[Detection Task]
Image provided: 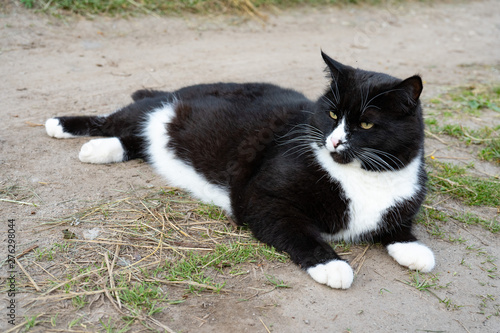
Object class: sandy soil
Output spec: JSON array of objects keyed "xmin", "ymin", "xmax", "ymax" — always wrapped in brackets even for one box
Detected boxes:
[{"xmin": 1, "ymin": 0, "xmax": 500, "ymax": 332}]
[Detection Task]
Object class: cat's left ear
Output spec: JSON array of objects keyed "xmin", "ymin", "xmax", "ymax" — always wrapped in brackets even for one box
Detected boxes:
[
  {"xmin": 396, "ymin": 75, "xmax": 423, "ymax": 103},
  {"xmin": 321, "ymin": 51, "xmax": 347, "ymax": 79}
]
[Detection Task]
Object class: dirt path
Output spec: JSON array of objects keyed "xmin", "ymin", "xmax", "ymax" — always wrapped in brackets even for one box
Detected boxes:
[{"xmin": 1, "ymin": 1, "xmax": 500, "ymax": 332}]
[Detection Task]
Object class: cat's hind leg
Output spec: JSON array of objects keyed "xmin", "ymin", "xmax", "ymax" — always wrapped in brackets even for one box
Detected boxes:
[
  {"xmin": 78, "ymin": 135, "xmax": 147, "ymax": 164},
  {"xmin": 78, "ymin": 138, "xmax": 125, "ymax": 164}
]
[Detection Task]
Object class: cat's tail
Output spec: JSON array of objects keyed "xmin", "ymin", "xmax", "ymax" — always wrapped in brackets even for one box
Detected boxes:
[
  {"xmin": 131, "ymin": 89, "xmax": 171, "ymax": 102},
  {"xmin": 46, "ymin": 90, "xmax": 173, "ymax": 139}
]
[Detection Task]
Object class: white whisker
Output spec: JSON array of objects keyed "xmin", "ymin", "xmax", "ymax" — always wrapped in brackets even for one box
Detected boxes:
[{"xmin": 361, "ymin": 88, "xmax": 404, "ymax": 114}]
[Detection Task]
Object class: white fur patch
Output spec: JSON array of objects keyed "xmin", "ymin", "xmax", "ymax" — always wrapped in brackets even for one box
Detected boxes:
[
  {"xmin": 326, "ymin": 118, "xmax": 347, "ymax": 152},
  {"xmin": 314, "ymin": 145, "xmax": 422, "ymax": 242},
  {"xmin": 307, "ymin": 260, "xmax": 354, "ymax": 289},
  {"xmin": 143, "ymin": 104, "xmax": 232, "ymax": 214},
  {"xmin": 45, "ymin": 118, "xmax": 76, "ymax": 139},
  {"xmin": 386, "ymin": 241, "xmax": 435, "ymax": 272},
  {"xmin": 79, "ymin": 137, "xmax": 125, "ymax": 164}
]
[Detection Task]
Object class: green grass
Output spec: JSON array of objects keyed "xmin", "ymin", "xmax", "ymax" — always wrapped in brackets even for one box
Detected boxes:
[
  {"xmin": 447, "ymin": 85, "xmax": 500, "ymax": 115},
  {"xmin": 196, "ymin": 203, "xmax": 226, "ymax": 220},
  {"xmin": 478, "ymin": 294, "xmax": 500, "ymax": 318},
  {"xmin": 427, "ymin": 161, "xmax": 500, "ymax": 207},
  {"xmin": 419, "ymin": 158, "xmax": 500, "ymax": 236},
  {"xmin": 100, "ymin": 318, "xmax": 133, "ymax": 333},
  {"xmin": 71, "ymin": 295, "xmax": 87, "ymax": 309},
  {"xmin": 438, "ymin": 124, "xmax": 500, "ymax": 164},
  {"xmin": 18, "ymin": 0, "xmax": 407, "ymax": 17},
  {"xmin": 479, "ymin": 136, "xmax": 500, "ymax": 163},
  {"xmin": 34, "ymin": 242, "xmax": 72, "ymax": 261},
  {"xmin": 68, "ymin": 316, "xmax": 83, "ymax": 329},
  {"xmin": 119, "ymin": 282, "xmax": 183, "ymax": 317},
  {"xmin": 403, "ymin": 271, "xmax": 437, "ymax": 291},
  {"xmin": 24, "ymin": 314, "xmax": 40, "ymax": 331},
  {"xmin": 162, "ymin": 242, "xmax": 288, "ymax": 292},
  {"xmin": 418, "ymin": 206, "xmax": 500, "ymax": 235},
  {"xmin": 429, "ymin": 84, "xmax": 500, "ymax": 116},
  {"xmin": 440, "ymin": 124, "xmax": 497, "ymax": 144},
  {"xmin": 402, "ymin": 272, "xmax": 462, "ymax": 310},
  {"xmin": 265, "ymin": 274, "xmax": 291, "ymax": 288},
  {"xmin": 453, "ymin": 212, "xmax": 500, "ymax": 234},
  {"xmin": 425, "ymin": 83, "xmax": 500, "ymax": 164},
  {"xmin": 416, "ymin": 207, "xmax": 446, "ymax": 238}
]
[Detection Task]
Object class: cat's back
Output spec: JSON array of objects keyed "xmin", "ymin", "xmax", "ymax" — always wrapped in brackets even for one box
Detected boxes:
[
  {"xmin": 168, "ymin": 83, "xmax": 310, "ymax": 152},
  {"xmin": 171, "ymin": 82, "xmax": 312, "ymax": 126}
]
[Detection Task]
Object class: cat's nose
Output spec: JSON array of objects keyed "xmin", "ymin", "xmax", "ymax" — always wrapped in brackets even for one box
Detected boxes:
[{"xmin": 331, "ymin": 137, "xmax": 343, "ymax": 149}]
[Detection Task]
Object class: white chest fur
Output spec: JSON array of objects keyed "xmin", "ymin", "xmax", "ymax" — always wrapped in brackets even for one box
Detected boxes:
[{"xmin": 313, "ymin": 145, "xmax": 422, "ymax": 242}]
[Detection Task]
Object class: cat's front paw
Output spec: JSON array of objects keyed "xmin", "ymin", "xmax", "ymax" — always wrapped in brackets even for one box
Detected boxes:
[
  {"xmin": 307, "ymin": 260, "xmax": 354, "ymax": 289},
  {"xmin": 387, "ymin": 241, "xmax": 435, "ymax": 272},
  {"xmin": 79, "ymin": 138, "xmax": 125, "ymax": 164},
  {"xmin": 45, "ymin": 118, "xmax": 75, "ymax": 139}
]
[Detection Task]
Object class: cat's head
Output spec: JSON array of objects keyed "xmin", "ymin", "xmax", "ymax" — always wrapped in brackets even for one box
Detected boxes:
[{"xmin": 310, "ymin": 52, "xmax": 424, "ymax": 171}]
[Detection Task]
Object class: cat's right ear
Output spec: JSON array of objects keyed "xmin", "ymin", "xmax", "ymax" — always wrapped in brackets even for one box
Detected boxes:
[
  {"xmin": 397, "ymin": 75, "xmax": 423, "ymax": 102},
  {"xmin": 321, "ymin": 51, "xmax": 346, "ymax": 78}
]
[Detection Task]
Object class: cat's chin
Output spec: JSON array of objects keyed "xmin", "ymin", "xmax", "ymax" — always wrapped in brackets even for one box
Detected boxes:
[{"xmin": 330, "ymin": 151, "xmax": 352, "ymax": 164}]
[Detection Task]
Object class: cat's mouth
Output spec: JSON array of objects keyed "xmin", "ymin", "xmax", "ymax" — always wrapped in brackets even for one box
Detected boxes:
[{"xmin": 330, "ymin": 151, "xmax": 353, "ymax": 164}]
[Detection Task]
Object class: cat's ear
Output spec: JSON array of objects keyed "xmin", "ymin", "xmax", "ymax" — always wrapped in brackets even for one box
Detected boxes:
[
  {"xmin": 396, "ymin": 75, "xmax": 423, "ymax": 103},
  {"xmin": 321, "ymin": 51, "xmax": 346, "ymax": 78},
  {"xmin": 385, "ymin": 75, "xmax": 423, "ymax": 115}
]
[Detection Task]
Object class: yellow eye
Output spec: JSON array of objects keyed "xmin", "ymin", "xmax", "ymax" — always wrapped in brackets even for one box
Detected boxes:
[
  {"xmin": 329, "ymin": 111, "xmax": 338, "ymax": 120},
  {"xmin": 360, "ymin": 122, "xmax": 374, "ymax": 129}
]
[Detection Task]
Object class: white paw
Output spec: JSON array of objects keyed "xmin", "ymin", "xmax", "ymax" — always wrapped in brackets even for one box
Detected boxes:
[
  {"xmin": 79, "ymin": 138, "xmax": 124, "ymax": 164},
  {"xmin": 45, "ymin": 118, "xmax": 75, "ymax": 139},
  {"xmin": 307, "ymin": 260, "xmax": 354, "ymax": 289},
  {"xmin": 387, "ymin": 241, "xmax": 435, "ymax": 272}
]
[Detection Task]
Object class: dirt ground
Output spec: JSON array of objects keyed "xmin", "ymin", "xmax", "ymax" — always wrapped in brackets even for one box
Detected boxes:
[{"xmin": 1, "ymin": 0, "xmax": 500, "ymax": 332}]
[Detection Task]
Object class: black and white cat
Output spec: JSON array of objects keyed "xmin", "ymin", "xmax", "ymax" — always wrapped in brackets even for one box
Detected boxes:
[{"xmin": 45, "ymin": 52, "xmax": 435, "ymax": 289}]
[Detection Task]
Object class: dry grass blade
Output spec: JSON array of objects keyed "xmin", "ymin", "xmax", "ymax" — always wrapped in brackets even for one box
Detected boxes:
[
  {"xmin": 42, "ymin": 267, "xmax": 106, "ymax": 295},
  {"xmin": 237, "ymin": 0, "xmax": 268, "ymax": 22},
  {"xmin": 111, "ymin": 243, "xmax": 122, "ymax": 308},
  {"xmin": 104, "ymin": 251, "xmax": 121, "ymax": 309},
  {"xmin": 0, "ymin": 198, "xmax": 37, "ymax": 206},
  {"xmin": 126, "ymin": 0, "xmax": 161, "ymax": 18},
  {"xmin": 16, "ymin": 244, "xmax": 39, "ymax": 259},
  {"xmin": 259, "ymin": 316, "xmax": 272, "ymax": 333},
  {"xmin": 34, "ymin": 288, "xmax": 126, "ymax": 302},
  {"xmin": 424, "ymin": 129, "xmax": 449, "ymax": 144},
  {"xmin": 147, "ymin": 317, "xmax": 177, "ymax": 333},
  {"xmin": 144, "ymin": 278, "xmax": 230, "ymax": 292},
  {"xmin": 16, "ymin": 258, "xmax": 41, "ymax": 291},
  {"xmin": 351, "ymin": 244, "xmax": 370, "ymax": 275}
]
